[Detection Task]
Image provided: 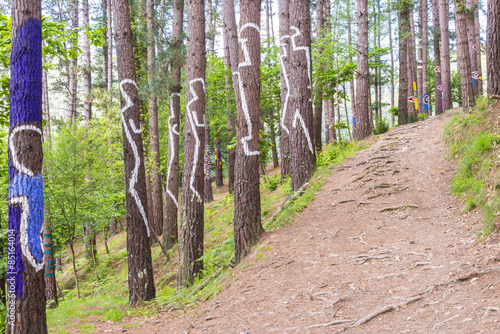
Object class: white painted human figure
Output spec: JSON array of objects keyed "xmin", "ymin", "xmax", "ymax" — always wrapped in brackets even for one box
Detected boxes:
[
  {"xmin": 234, "ymin": 23, "xmax": 260, "ymax": 157},
  {"xmin": 166, "ymin": 92, "xmax": 181, "ymax": 207},
  {"xmin": 289, "ymin": 26, "xmax": 314, "ymax": 153},
  {"xmin": 279, "ymin": 35, "xmax": 291, "ymax": 136},
  {"xmin": 119, "ymin": 79, "xmax": 150, "ymax": 237},
  {"xmin": 186, "ymin": 78, "xmax": 206, "ymax": 203}
]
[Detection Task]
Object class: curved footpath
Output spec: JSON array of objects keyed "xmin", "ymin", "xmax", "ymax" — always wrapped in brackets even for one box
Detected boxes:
[{"xmin": 99, "ymin": 111, "xmax": 500, "ymax": 333}]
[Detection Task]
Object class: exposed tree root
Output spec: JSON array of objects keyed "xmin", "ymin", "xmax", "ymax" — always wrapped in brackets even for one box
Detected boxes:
[
  {"xmin": 379, "ymin": 204, "xmax": 419, "ymax": 212},
  {"xmin": 306, "ymin": 319, "xmax": 354, "ymax": 329}
]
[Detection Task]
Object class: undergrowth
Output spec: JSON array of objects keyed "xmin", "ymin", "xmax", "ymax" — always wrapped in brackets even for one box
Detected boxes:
[
  {"xmin": 47, "ymin": 140, "xmax": 368, "ymax": 333},
  {"xmin": 444, "ymin": 98, "xmax": 500, "ymax": 236}
]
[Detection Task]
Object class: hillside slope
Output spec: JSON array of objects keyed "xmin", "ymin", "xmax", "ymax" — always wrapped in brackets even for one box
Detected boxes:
[{"xmin": 91, "ymin": 110, "xmax": 500, "ymax": 333}]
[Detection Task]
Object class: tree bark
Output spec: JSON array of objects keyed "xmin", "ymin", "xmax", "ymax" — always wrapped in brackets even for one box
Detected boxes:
[
  {"xmin": 147, "ymin": 0, "xmax": 163, "ymax": 237},
  {"xmin": 487, "ymin": 0, "xmax": 500, "ymax": 97},
  {"xmin": 355, "ymin": 0, "xmax": 371, "ymax": 139},
  {"xmin": 102, "ymin": 0, "xmax": 108, "ymax": 90},
  {"xmin": 408, "ymin": 11, "xmax": 418, "ymax": 116},
  {"xmin": 420, "ymin": 0, "xmax": 429, "ymax": 113},
  {"xmin": 214, "ymin": 137, "xmax": 223, "ymax": 187},
  {"xmin": 204, "ymin": 124, "xmax": 214, "ymax": 202},
  {"xmin": 313, "ymin": 0, "xmax": 323, "ymax": 152},
  {"xmin": 234, "ymin": 0, "xmax": 263, "ymax": 265},
  {"xmin": 466, "ymin": 0, "xmax": 479, "ymax": 96},
  {"xmin": 107, "ymin": 0, "xmax": 113, "ymax": 93},
  {"xmin": 474, "ymin": 0, "xmax": 483, "ymax": 95},
  {"xmin": 222, "ymin": 0, "xmax": 239, "ymax": 192},
  {"xmin": 112, "ymin": 0, "xmax": 156, "ymax": 304},
  {"xmin": 289, "ymin": 0, "xmax": 316, "ymax": 190},
  {"xmin": 454, "ymin": 1, "xmax": 475, "ymax": 110},
  {"xmin": 83, "ymin": 0, "xmax": 92, "ymax": 125},
  {"xmin": 178, "ymin": 0, "xmax": 206, "ymax": 286},
  {"xmin": 348, "ymin": 0, "xmax": 357, "ymax": 131},
  {"xmin": 432, "ymin": 0, "xmax": 443, "ymax": 114},
  {"xmin": 207, "ymin": 0, "xmax": 216, "ymax": 53},
  {"xmin": 279, "ymin": 0, "xmax": 292, "ymax": 179},
  {"xmin": 398, "ymin": 0, "xmax": 410, "ymax": 125},
  {"xmin": 7, "ymin": 0, "xmax": 47, "ymax": 331},
  {"xmin": 266, "ymin": 0, "xmax": 279, "ymax": 168},
  {"xmin": 164, "ymin": 0, "xmax": 184, "ymax": 249},
  {"xmin": 67, "ymin": 0, "xmax": 78, "ymax": 120},
  {"xmin": 439, "ymin": 0, "xmax": 453, "ymax": 109}
]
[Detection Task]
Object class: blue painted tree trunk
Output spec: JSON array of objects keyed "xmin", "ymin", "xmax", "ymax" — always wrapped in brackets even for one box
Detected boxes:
[{"xmin": 6, "ymin": 0, "xmax": 47, "ymax": 332}]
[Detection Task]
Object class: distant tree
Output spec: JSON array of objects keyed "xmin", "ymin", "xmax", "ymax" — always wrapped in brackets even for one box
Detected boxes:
[
  {"xmin": 454, "ymin": 0, "xmax": 475, "ymax": 110},
  {"xmin": 432, "ymin": 0, "xmax": 443, "ymax": 114},
  {"xmin": 398, "ymin": 0, "xmax": 410, "ymax": 125},
  {"xmin": 355, "ymin": 0, "xmax": 371, "ymax": 139},
  {"xmin": 439, "ymin": 0, "xmax": 453, "ymax": 109},
  {"xmin": 82, "ymin": 0, "xmax": 92, "ymax": 124},
  {"xmin": 67, "ymin": 0, "xmax": 78, "ymax": 120},
  {"xmin": 487, "ymin": 0, "xmax": 500, "ymax": 97}
]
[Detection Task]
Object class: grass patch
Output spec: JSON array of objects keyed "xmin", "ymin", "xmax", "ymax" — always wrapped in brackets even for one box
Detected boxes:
[{"xmin": 444, "ymin": 98, "xmax": 500, "ymax": 236}]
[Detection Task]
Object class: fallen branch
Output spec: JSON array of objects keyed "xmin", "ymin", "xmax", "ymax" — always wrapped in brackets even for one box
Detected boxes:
[
  {"xmin": 489, "ymin": 94, "xmax": 500, "ymax": 100},
  {"xmin": 432, "ymin": 314, "xmax": 459, "ymax": 330},
  {"xmin": 352, "ymin": 295, "xmax": 423, "ymax": 327},
  {"xmin": 186, "ymin": 266, "xmax": 224, "ymax": 299},
  {"xmin": 379, "ymin": 204, "xmax": 420, "ymax": 212},
  {"xmin": 306, "ymin": 319, "xmax": 354, "ymax": 329},
  {"xmin": 263, "ymin": 183, "xmax": 309, "ymax": 228}
]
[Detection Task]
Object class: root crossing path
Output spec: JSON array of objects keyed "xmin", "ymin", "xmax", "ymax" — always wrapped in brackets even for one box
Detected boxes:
[{"xmin": 103, "ymin": 112, "xmax": 500, "ymax": 333}]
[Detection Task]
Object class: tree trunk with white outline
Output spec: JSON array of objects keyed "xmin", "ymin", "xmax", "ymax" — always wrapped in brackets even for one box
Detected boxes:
[
  {"xmin": 112, "ymin": 0, "xmax": 155, "ymax": 304},
  {"xmin": 178, "ymin": 0, "xmax": 206, "ymax": 286},
  {"xmin": 163, "ymin": 0, "xmax": 184, "ymax": 249},
  {"xmin": 279, "ymin": 0, "xmax": 291, "ymax": 179},
  {"xmin": 234, "ymin": 0, "xmax": 263, "ymax": 265},
  {"xmin": 432, "ymin": 0, "xmax": 443, "ymax": 114}
]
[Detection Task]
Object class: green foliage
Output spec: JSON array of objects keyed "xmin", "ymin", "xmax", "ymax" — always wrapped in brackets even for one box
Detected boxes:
[
  {"xmin": 264, "ymin": 173, "xmax": 281, "ymax": 192},
  {"xmin": 444, "ymin": 101, "xmax": 500, "ymax": 236},
  {"xmin": 451, "ymin": 70, "xmax": 463, "ymax": 105},
  {"xmin": 388, "ymin": 106, "xmax": 398, "ymax": 117},
  {"xmin": 103, "ymin": 308, "xmax": 124, "ymax": 322},
  {"xmin": 372, "ymin": 117, "xmax": 390, "ymax": 135},
  {"xmin": 418, "ymin": 113, "xmax": 429, "ymax": 122},
  {"xmin": 44, "ymin": 119, "xmax": 125, "ymax": 256},
  {"xmin": 408, "ymin": 112, "xmax": 419, "ymax": 123}
]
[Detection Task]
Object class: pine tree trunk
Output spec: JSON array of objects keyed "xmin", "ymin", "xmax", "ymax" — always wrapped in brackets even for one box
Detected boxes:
[
  {"xmin": 474, "ymin": 0, "xmax": 483, "ymax": 95},
  {"xmin": 102, "ymin": 0, "xmax": 108, "ymax": 90},
  {"xmin": 408, "ymin": 11, "xmax": 418, "ymax": 116},
  {"xmin": 204, "ymin": 124, "xmax": 214, "ymax": 202},
  {"xmin": 373, "ymin": 0, "xmax": 379, "ymax": 121},
  {"xmin": 487, "ymin": 0, "xmax": 500, "ymax": 97},
  {"xmin": 68, "ymin": 0, "xmax": 79, "ymax": 120},
  {"xmin": 221, "ymin": 31, "xmax": 234, "ymax": 192},
  {"xmin": 234, "ymin": 0, "xmax": 263, "ymax": 264},
  {"xmin": 178, "ymin": 0, "xmax": 206, "ymax": 286},
  {"xmin": 417, "ymin": 1, "xmax": 424, "ymax": 114},
  {"xmin": 466, "ymin": 0, "xmax": 479, "ymax": 96},
  {"xmin": 214, "ymin": 137, "xmax": 223, "ymax": 186},
  {"xmin": 398, "ymin": 0, "xmax": 410, "ymax": 125},
  {"xmin": 107, "ymin": 0, "xmax": 113, "ymax": 93},
  {"xmin": 289, "ymin": 0, "xmax": 316, "ymax": 190},
  {"xmin": 348, "ymin": 0, "xmax": 357, "ymax": 131},
  {"xmin": 454, "ymin": 1, "xmax": 475, "ymax": 110},
  {"xmin": 266, "ymin": 0, "xmax": 279, "ymax": 168},
  {"xmin": 207, "ymin": 0, "xmax": 215, "ymax": 53},
  {"xmin": 112, "ymin": 0, "xmax": 156, "ymax": 304},
  {"xmin": 147, "ymin": 0, "xmax": 163, "ymax": 236},
  {"xmin": 83, "ymin": 0, "xmax": 92, "ymax": 124},
  {"xmin": 278, "ymin": 0, "xmax": 291, "ymax": 179},
  {"xmin": 313, "ymin": 0, "xmax": 323, "ymax": 152},
  {"xmin": 355, "ymin": 0, "xmax": 371, "ymax": 139},
  {"xmin": 7, "ymin": 0, "xmax": 47, "ymax": 331},
  {"xmin": 439, "ymin": 0, "xmax": 453, "ymax": 109},
  {"xmin": 222, "ymin": 0, "xmax": 239, "ymax": 192},
  {"xmin": 163, "ymin": 0, "xmax": 184, "ymax": 249},
  {"xmin": 432, "ymin": 0, "xmax": 443, "ymax": 114},
  {"xmin": 324, "ymin": 0, "xmax": 336, "ymax": 143},
  {"xmin": 421, "ymin": 0, "xmax": 429, "ymax": 114}
]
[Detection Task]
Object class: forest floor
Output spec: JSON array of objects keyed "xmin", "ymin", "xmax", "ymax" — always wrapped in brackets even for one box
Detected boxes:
[{"xmin": 92, "ymin": 110, "xmax": 499, "ymax": 333}]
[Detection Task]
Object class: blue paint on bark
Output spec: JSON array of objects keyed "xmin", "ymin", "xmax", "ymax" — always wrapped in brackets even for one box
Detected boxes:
[
  {"xmin": 9, "ymin": 18, "xmax": 43, "ymax": 127},
  {"xmin": 8, "ymin": 17, "xmax": 44, "ymax": 299}
]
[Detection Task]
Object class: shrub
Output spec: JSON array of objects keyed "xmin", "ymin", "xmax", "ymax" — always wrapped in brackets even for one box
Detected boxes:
[{"xmin": 372, "ymin": 116, "xmax": 390, "ymax": 135}]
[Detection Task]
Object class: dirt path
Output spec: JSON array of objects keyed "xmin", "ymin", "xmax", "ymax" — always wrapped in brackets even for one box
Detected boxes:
[{"xmin": 100, "ymin": 112, "xmax": 500, "ymax": 333}]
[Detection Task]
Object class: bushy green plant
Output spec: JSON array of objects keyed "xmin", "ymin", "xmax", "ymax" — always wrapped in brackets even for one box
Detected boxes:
[
  {"xmin": 418, "ymin": 113, "xmax": 429, "ymax": 122},
  {"xmin": 103, "ymin": 308, "xmax": 124, "ymax": 322},
  {"xmin": 265, "ymin": 173, "xmax": 281, "ymax": 191},
  {"xmin": 388, "ymin": 106, "xmax": 398, "ymax": 117},
  {"xmin": 408, "ymin": 112, "xmax": 419, "ymax": 123},
  {"xmin": 372, "ymin": 116, "xmax": 390, "ymax": 135}
]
